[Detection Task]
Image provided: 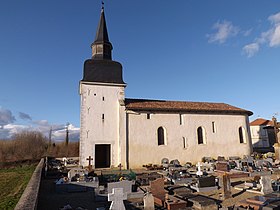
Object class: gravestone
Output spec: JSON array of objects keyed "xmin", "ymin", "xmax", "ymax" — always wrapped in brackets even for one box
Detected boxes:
[
  {"xmin": 170, "ymin": 159, "xmax": 180, "ymax": 167},
  {"xmin": 260, "ymin": 175, "xmax": 273, "ymax": 194},
  {"xmin": 108, "ymin": 180, "xmax": 133, "ymax": 194},
  {"xmin": 86, "ymin": 156, "xmax": 93, "ymax": 172},
  {"xmin": 150, "ymin": 178, "xmax": 165, "ymax": 195},
  {"xmin": 188, "ymin": 195, "xmax": 217, "ymax": 210},
  {"xmin": 68, "ymin": 168, "xmax": 88, "ymax": 182},
  {"xmin": 197, "ymin": 176, "xmax": 216, "ymax": 188},
  {"xmin": 150, "ymin": 178, "xmax": 166, "ymax": 207},
  {"xmin": 196, "ymin": 162, "xmax": 203, "ymax": 176},
  {"xmin": 222, "ymin": 173, "xmax": 232, "ymax": 199},
  {"xmin": 216, "ymin": 162, "xmax": 229, "ymax": 172},
  {"xmin": 190, "ymin": 175, "xmax": 217, "ymax": 192},
  {"xmin": 108, "ymin": 188, "xmax": 127, "ymax": 210},
  {"xmin": 217, "ymin": 156, "xmax": 225, "ymax": 161},
  {"xmin": 202, "ymin": 157, "xmax": 213, "ymax": 163},
  {"xmin": 144, "ymin": 192, "xmax": 155, "ymax": 210},
  {"xmin": 165, "ymin": 195, "xmax": 187, "ymax": 210},
  {"xmin": 161, "ymin": 158, "xmax": 169, "ymax": 168}
]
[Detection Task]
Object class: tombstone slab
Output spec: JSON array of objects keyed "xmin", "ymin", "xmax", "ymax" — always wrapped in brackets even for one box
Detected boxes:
[
  {"xmin": 150, "ymin": 178, "xmax": 165, "ymax": 207},
  {"xmin": 144, "ymin": 192, "xmax": 155, "ymax": 210},
  {"xmin": 260, "ymin": 175, "xmax": 273, "ymax": 194},
  {"xmin": 222, "ymin": 173, "xmax": 232, "ymax": 200}
]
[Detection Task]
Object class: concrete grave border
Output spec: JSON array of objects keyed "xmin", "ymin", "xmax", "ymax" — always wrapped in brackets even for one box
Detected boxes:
[{"xmin": 14, "ymin": 158, "xmax": 44, "ymax": 210}]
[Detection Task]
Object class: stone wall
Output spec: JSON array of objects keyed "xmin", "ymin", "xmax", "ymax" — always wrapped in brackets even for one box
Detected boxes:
[{"xmin": 14, "ymin": 158, "xmax": 44, "ymax": 210}]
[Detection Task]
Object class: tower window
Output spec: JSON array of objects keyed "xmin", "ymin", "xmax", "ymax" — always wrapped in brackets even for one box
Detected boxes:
[
  {"xmin": 239, "ymin": 127, "xmax": 246, "ymax": 143},
  {"xmin": 147, "ymin": 113, "xmax": 151, "ymax": 119},
  {"xmin": 180, "ymin": 114, "xmax": 183, "ymax": 125},
  {"xmin": 183, "ymin": 137, "xmax": 187, "ymax": 149},
  {"xmin": 157, "ymin": 127, "xmax": 166, "ymax": 145},
  {"xmin": 212, "ymin": 121, "xmax": 216, "ymax": 133},
  {"xmin": 102, "ymin": 97, "xmax": 105, "ymax": 101},
  {"xmin": 102, "ymin": 114, "xmax": 105, "ymax": 121},
  {"xmin": 94, "ymin": 93, "xmax": 97, "ymax": 96},
  {"xmin": 197, "ymin": 126, "xmax": 206, "ymax": 144}
]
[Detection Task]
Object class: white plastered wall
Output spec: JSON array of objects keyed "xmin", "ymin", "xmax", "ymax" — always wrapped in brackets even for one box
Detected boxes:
[
  {"xmin": 79, "ymin": 82, "xmax": 126, "ymax": 168},
  {"xmin": 127, "ymin": 112, "xmax": 252, "ymax": 169},
  {"xmin": 250, "ymin": 125, "xmax": 269, "ymax": 147}
]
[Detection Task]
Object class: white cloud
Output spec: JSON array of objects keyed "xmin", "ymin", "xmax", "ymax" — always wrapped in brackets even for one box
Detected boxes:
[
  {"xmin": 243, "ymin": 11, "xmax": 280, "ymax": 57},
  {"xmin": 243, "ymin": 43, "xmax": 260, "ymax": 57},
  {"xmin": 207, "ymin": 20, "xmax": 239, "ymax": 44},
  {"xmin": 51, "ymin": 123, "xmax": 80, "ymax": 142},
  {"xmin": 269, "ymin": 25, "xmax": 280, "ymax": 47},
  {"xmin": 0, "ymin": 115, "xmax": 80, "ymax": 141},
  {"xmin": 268, "ymin": 12, "xmax": 280, "ymax": 24},
  {"xmin": 0, "ymin": 124, "xmax": 30, "ymax": 139}
]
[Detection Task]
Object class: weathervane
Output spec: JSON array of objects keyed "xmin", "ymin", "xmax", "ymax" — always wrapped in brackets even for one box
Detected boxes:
[{"xmin": 101, "ymin": 1, "xmax": 104, "ymax": 9}]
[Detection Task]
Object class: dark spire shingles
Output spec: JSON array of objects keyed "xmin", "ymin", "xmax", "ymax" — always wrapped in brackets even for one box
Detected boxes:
[{"xmin": 93, "ymin": 8, "xmax": 110, "ymax": 44}]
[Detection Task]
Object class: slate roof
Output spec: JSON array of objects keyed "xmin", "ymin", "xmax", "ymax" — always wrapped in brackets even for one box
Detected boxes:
[
  {"xmin": 93, "ymin": 8, "xmax": 110, "ymax": 46},
  {"xmin": 125, "ymin": 98, "xmax": 253, "ymax": 116},
  {"xmin": 82, "ymin": 59, "xmax": 125, "ymax": 84},
  {"xmin": 250, "ymin": 118, "xmax": 273, "ymax": 126}
]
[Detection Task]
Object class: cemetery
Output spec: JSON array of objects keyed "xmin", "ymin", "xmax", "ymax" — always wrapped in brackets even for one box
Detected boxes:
[{"xmin": 33, "ymin": 153, "xmax": 280, "ymax": 209}]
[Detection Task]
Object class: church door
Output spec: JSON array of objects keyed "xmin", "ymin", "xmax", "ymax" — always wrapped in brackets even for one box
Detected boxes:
[{"xmin": 95, "ymin": 144, "xmax": 111, "ymax": 168}]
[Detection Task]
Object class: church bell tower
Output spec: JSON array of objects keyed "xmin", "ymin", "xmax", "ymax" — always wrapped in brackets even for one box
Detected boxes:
[{"xmin": 79, "ymin": 6, "xmax": 127, "ymax": 169}]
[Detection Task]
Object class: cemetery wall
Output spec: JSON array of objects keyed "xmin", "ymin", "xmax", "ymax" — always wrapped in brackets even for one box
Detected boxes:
[{"xmin": 14, "ymin": 158, "xmax": 44, "ymax": 210}]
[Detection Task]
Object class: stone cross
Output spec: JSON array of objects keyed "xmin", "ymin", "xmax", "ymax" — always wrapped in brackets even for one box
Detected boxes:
[
  {"xmin": 260, "ymin": 175, "xmax": 273, "ymax": 194},
  {"xmin": 196, "ymin": 162, "xmax": 203, "ymax": 176},
  {"xmin": 222, "ymin": 173, "xmax": 232, "ymax": 200},
  {"xmin": 86, "ymin": 156, "xmax": 93, "ymax": 171},
  {"xmin": 108, "ymin": 188, "xmax": 127, "ymax": 210}
]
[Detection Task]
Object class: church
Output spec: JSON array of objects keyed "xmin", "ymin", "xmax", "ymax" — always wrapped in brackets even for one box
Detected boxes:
[{"xmin": 79, "ymin": 8, "xmax": 253, "ymax": 169}]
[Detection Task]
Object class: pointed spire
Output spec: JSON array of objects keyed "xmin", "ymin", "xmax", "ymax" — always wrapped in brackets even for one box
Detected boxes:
[{"xmin": 91, "ymin": 3, "xmax": 113, "ymax": 60}]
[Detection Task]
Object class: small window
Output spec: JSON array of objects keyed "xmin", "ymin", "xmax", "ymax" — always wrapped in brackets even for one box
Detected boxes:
[
  {"xmin": 212, "ymin": 121, "xmax": 216, "ymax": 133},
  {"xmin": 147, "ymin": 113, "xmax": 151, "ymax": 119},
  {"xmin": 158, "ymin": 127, "xmax": 166, "ymax": 145},
  {"xmin": 102, "ymin": 114, "xmax": 105, "ymax": 121},
  {"xmin": 102, "ymin": 97, "xmax": 105, "ymax": 101},
  {"xmin": 197, "ymin": 126, "xmax": 206, "ymax": 144},
  {"xmin": 183, "ymin": 137, "xmax": 187, "ymax": 149},
  {"xmin": 239, "ymin": 127, "xmax": 246, "ymax": 143},
  {"xmin": 94, "ymin": 93, "xmax": 97, "ymax": 96},
  {"xmin": 179, "ymin": 114, "xmax": 183, "ymax": 125}
]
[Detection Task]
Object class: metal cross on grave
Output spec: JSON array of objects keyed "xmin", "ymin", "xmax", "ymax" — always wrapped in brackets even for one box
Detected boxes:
[
  {"xmin": 86, "ymin": 156, "xmax": 93, "ymax": 171},
  {"xmin": 118, "ymin": 163, "xmax": 123, "ymax": 173},
  {"xmin": 108, "ymin": 188, "xmax": 127, "ymax": 210}
]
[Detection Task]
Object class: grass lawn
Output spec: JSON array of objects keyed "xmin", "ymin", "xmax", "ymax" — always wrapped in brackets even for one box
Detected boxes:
[{"xmin": 0, "ymin": 164, "xmax": 36, "ymax": 210}]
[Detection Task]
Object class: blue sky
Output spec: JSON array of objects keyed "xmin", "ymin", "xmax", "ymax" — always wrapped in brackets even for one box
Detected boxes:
[{"xmin": 1, "ymin": 0, "xmax": 280, "ymax": 141}]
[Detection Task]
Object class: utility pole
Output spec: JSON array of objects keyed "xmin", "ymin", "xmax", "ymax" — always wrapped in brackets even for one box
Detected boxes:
[
  {"xmin": 65, "ymin": 122, "xmax": 70, "ymax": 146},
  {"xmin": 272, "ymin": 116, "xmax": 280, "ymax": 144},
  {"xmin": 49, "ymin": 127, "xmax": 52, "ymax": 147},
  {"xmin": 272, "ymin": 116, "xmax": 280, "ymax": 160}
]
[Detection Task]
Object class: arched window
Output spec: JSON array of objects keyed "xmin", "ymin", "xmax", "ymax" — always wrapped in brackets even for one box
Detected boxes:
[
  {"xmin": 197, "ymin": 127, "xmax": 205, "ymax": 144},
  {"xmin": 158, "ymin": 127, "xmax": 165, "ymax": 145},
  {"xmin": 239, "ymin": 127, "xmax": 246, "ymax": 143}
]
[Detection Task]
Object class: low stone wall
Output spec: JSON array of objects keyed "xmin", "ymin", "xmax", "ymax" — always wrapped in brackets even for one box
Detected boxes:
[{"xmin": 14, "ymin": 158, "xmax": 44, "ymax": 210}]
